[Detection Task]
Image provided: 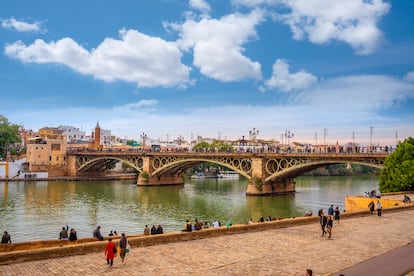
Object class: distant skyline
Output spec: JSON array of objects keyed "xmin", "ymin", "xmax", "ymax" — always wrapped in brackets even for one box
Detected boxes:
[{"xmin": 1, "ymin": 0, "xmax": 413, "ymax": 146}]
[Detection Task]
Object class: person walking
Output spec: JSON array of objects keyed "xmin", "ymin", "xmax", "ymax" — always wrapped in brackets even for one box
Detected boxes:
[
  {"xmin": 119, "ymin": 233, "xmax": 128, "ymax": 264},
  {"xmin": 321, "ymin": 214, "xmax": 328, "ymax": 237},
  {"xmin": 1, "ymin": 231, "xmax": 11, "ymax": 244},
  {"xmin": 328, "ymin": 204, "xmax": 334, "ymax": 217},
  {"xmin": 368, "ymin": 201, "xmax": 375, "ymax": 215},
  {"xmin": 318, "ymin": 209, "xmax": 327, "ymax": 236},
  {"xmin": 376, "ymin": 200, "xmax": 382, "ymax": 216},
  {"xmin": 326, "ymin": 215, "xmax": 333, "ymax": 238},
  {"xmin": 334, "ymin": 206, "xmax": 340, "ymax": 224},
  {"xmin": 104, "ymin": 238, "xmax": 116, "ymax": 266}
]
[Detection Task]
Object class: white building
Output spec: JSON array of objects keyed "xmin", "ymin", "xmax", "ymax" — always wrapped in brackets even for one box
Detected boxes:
[{"xmin": 58, "ymin": 125, "xmax": 89, "ymax": 144}]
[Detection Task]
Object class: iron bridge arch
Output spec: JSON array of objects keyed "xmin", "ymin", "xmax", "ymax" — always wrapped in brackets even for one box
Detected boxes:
[
  {"xmin": 264, "ymin": 158, "xmax": 384, "ymax": 183},
  {"xmin": 150, "ymin": 157, "xmax": 252, "ymax": 180},
  {"xmin": 76, "ymin": 155, "xmax": 144, "ymax": 174}
]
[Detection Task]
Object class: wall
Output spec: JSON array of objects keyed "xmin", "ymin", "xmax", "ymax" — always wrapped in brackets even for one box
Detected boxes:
[{"xmin": 345, "ymin": 195, "xmax": 407, "ymax": 212}]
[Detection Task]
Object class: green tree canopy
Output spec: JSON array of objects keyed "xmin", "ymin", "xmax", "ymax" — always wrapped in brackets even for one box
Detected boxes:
[
  {"xmin": 0, "ymin": 115, "xmax": 21, "ymax": 159},
  {"xmin": 379, "ymin": 137, "xmax": 414, "ymax": 192},
  {"xmin": 193, "ymin": 140, "xmax": 233, "ymax": 152}
]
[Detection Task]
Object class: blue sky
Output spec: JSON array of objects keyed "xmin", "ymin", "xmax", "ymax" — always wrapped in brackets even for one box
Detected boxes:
[{"xmin": 1, "ymin": 0, "xmax": 413, "ymax": 146}]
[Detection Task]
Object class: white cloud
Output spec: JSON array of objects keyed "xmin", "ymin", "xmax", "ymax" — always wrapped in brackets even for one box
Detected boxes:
[
  {"xmin": 1, "ymin": 17, "xmax": 43, "ymax": 33},
  {"xmin": 232, "ymin": 0, "xmax": 390, "ymax": 55},
  {"xmin": 265, "ymin": 59, "xmax": 317, "ymax": 91},
  {"xmin": 404, "ymin": 71, "xmax": 414, "ymax": 82},
  {"xmin": 189, "ymin": 0, "xmax": 211, "ymax": 13},
  {"xmin": 174, "ymin": 9, "xmax": 265, "ymax": 82},
  {"xmin": 279, "ymin": 0, "xmax": 390, "ymax": 54},
  {"xmin": 7, "ymin": 73, "xmax": 413, "ymax": 146},
  {"xmin": 123, "ymin": 100, "xmax": 159, "ymax": 111},
  {"xmin": 4, "ymin": 29, "xmax": 191, "ymax": 88},
  {"xmin": 293, "ymin": 75, "xmax": 414, "ymax": 110}
]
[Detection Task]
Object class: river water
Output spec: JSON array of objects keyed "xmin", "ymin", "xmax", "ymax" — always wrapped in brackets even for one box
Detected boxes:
[{"xmin": 0, "ymin": 176, "xmax": 378, "ymax": 242}]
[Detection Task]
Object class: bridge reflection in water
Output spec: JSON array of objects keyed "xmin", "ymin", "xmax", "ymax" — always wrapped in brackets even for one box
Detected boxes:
[{"xmin": 67, "ymin": 152, "xmax": 387, "ymax": 195}]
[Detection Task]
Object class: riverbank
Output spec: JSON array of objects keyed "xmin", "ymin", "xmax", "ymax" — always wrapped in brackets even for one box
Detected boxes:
[
  {"xmin": 1, "ymin": 205, "xmax": 414, "ymax": 275},
  {"xmin": 0, "ymin": 173, "xmax": 137, "ymax": 182}
]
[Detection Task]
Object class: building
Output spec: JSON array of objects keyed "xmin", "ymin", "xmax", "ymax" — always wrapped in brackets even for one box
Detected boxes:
[
  {"xmin": 90, "ymin": 122, "xmax": 112, "ymax": 148},
  {"xmin": 58, "ymin": 125, "xmax": 89, "ymax": 144},
  {"xmin": 26, "ymin": 136, "xmax": 67, "ymax": 176}
]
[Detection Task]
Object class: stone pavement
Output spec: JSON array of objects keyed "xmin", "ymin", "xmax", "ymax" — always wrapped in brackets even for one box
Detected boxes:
[{"xmin": 1, "ymin": 209, "xmax": 414, "ymax": 276}]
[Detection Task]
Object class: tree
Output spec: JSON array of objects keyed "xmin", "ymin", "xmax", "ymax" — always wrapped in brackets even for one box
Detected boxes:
[
  {"xmin": 193, "ymin": 141, "xmax": 210, "ymax": 152},
  {"xmin": 0, "ymin": 115, "xmax": 21, "ymax": 160},
  {"xmin": 379, "ymin": 137, "xmax": 414, "ymax": 192}
]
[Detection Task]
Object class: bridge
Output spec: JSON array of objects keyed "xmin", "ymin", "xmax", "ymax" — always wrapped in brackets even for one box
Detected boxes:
[{"xmin": 66, "ymin": 152, "xmax": 387, "ymax": 195}]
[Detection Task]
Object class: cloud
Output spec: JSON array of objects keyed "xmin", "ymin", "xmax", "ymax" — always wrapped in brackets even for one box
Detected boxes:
[
  {"xmin": 265, "ymin": 59, "xmax": 317, "ymax": 91},
  {"xmin": 1, "ymin": 17, "xmax": 43, "ymax": 33},
  {"xmin": 189, "ymin": 0, "xmax": 211, "ymax": 14},
  {"xmin": 404, "ymin": 72, "xmax": 414, "ymax": 82},
  {"xmin": 123, "ymin": 100, "xmax": 159, "ymax": 111},
  {"xmin": 6, "ymin": 72, "xmax": 413, "ymax": 146},
  {"xmin": 292, "ymin": 74, "xmax": 414, "ymax": 110},
  {"xmin": 232, "ymin": 0, "xmax": 390, "ymax": 55},
  {"xmin": 281, "ymin": 0, "xmax": 390, "ymax": 54},
  {"xmin": 4, "ymin": 29, "xmax": 191, "ymax": 88},
  {"xmin": 174, "ymin": 9, "xmax": 265, "ymax": 82}
]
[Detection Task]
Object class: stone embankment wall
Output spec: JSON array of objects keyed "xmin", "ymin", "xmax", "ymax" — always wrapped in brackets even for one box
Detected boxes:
[{"xmin": 1, "ymin": 204, "xmax": 413, "ymax": 265}]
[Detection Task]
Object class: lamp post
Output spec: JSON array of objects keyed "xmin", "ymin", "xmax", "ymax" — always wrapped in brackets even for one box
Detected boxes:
[
  {"xmin": 395, "ymin": 130, "xmax": 398, "ymax": 148},
  {"xmin": 177, "ymin": 135, "xmax": 184, "ymax": 146},
  {"xmin": 369, "ymin": 126, "xmax": 373, "ymax": 152},
  {"xmin": 352, "ymin": 131, "xmax": 355, "ymax": 153},
  {"xmin": 249, "ymin": 128, "xmax": 259, "ymax": 141},
  {"xmin": 140, "ymin": 132, "xmax": 147, "ymax": 147},
  {"xmin": 323, "ymin": 128, "xmax": 327, "ymax": 153},
  {"xmin": 284, "ymin": 130, "xmax": 294, "ymax": 145}
]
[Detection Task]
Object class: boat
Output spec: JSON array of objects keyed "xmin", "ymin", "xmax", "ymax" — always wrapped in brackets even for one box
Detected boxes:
[
  {"xmin": 217, "ymin": 171, "xmax": 239, "ymax": 179},
  {"xmin": 190, "ymin": 172, "xmax": 218, "ymax": 179}
]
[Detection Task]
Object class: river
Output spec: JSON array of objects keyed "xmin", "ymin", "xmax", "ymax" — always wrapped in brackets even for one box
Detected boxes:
[{"xmin": 0, "ymin": 175, "xmax": 378, "ymax": 242}]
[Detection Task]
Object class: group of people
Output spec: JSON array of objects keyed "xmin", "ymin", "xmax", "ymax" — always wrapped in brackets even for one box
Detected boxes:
[
  {"xmin": 318, "ymin": 205, "xmax": 341, "ymax": 239},
  {"xmin": 144, "ymin": 224, "xmax": 163, "ymax": 235},
  {"xmin": 104, "ymin": 232, "xmax": 129, "ymax": 266},
  {"xmin": 181, "ymin": 219, "xmax": 227, "ymax": 232},
  {"xmin": 58, "ymin": 225, "xmax": 78, "ymax": 241},
  {"xmin": 368, "ymin": 200, "xmax": 382, "ymax": 216}
]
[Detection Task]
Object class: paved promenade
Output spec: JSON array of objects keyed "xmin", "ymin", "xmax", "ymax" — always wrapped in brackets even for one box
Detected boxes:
[{"xmin": 1, "ymin": 208, "xmax": 414, "ymax": 275}]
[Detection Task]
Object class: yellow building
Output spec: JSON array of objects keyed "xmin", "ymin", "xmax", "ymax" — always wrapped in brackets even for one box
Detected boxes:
[{"xmin": 26, "ymin": 137, "xmax": 68, "ymax": 176}]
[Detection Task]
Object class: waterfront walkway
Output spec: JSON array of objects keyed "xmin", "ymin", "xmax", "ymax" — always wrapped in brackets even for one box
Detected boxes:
[{"xmin": 1, "ymin": 208, "xmax": 414, "ymax": 275}]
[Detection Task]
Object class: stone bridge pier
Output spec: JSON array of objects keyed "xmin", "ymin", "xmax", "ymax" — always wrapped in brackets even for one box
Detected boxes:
[
  {"xmin": 137, "ymin": 156, "xmax": 184, "ymax": 186},
  {"xmin": 246, "ymin": 158, "xmax": 294, "ymax": 196}
]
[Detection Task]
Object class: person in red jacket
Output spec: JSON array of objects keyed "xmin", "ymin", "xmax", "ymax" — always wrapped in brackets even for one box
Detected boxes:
[{"xmin": 105, "ymin": 238, "xmax": 116, "ymax": 266}]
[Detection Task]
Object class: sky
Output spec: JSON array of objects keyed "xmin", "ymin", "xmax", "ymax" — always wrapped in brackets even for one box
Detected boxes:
[{"xmin": 1, "ymin": 0, "xmax": 413, "ymax": 146}]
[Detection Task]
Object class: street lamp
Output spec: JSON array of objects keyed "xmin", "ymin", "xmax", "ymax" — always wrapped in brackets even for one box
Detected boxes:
[
  {"xmin": 352, "ymin": 131, "xmax": 355, "ymax": 153},
  {"xmin": 249, "ymin": 128, "xmax": 259, "ymax": 141},
  {"xmin": 284, "ymin": 130, "xmax": 294, "ymax": 145},
  {"xmin": 140, "ymin": 132, "xmax": 147, "ymax": 147},
  {"xmin": 369, "ymin": 126, "xmax": 373, "ymax": 152},
  {"xmin": 177, "ymin": 135, "xmax": 184, "ymax": 146},
  {"xmin": 323, "ymin": 128, "xmax": 327, "ymax": 153}
]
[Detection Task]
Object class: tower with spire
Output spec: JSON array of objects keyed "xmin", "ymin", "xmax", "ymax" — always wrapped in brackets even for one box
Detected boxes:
[{"xmin": 93, "ymin": 121, "xmax": 101, "ymax": 149}]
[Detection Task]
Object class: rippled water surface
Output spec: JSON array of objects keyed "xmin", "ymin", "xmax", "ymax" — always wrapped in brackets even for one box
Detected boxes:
[{"xmin": 0, "ymin": 176, "xmax": 378, "ymax": 242}]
